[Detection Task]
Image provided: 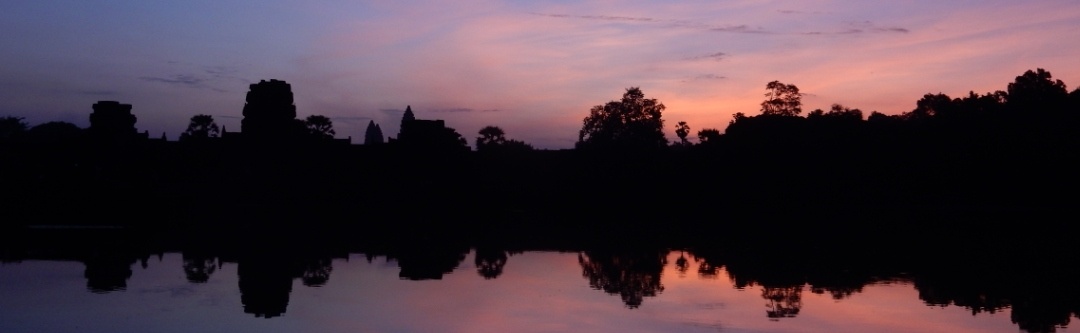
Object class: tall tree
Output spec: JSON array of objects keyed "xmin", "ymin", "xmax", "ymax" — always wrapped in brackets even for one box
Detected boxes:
[
  {"xmin": 578, "ymin": 87, "xmax": 667, "ymax": 150},
  {"xmin": 760, "ymin": 81, "xmax": 802, "ymax": 117},
  {"xmin": 305, "ymin": 115, "xmax": 335, "ymax": 139},
  {"xmin": 675, "ymin": 121, "xmax": 691, "ymax": 145},
  {"xmin": 181, "ymin": 114, "xmax": 220, "ymax": 140}
]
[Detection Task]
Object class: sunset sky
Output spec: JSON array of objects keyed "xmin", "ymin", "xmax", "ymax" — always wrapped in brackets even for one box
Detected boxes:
[{"xmin": 2, "ymin": 0, "xmax": 1079, "ymax": 149}]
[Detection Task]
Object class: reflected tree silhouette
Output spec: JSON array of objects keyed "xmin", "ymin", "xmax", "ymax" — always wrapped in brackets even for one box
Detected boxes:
[
  {"xmin": 809, "ymin": 284, "xmax": 864, "ymax": 301},
  {"xmin": 391, "ymin": 244, "xmax": 470, "ymax": 281},
  {"xmin": 578, "ymin": 249, "xmax": 668, "ymax": 308},
  {"xmin": 474, "ymin": 247, "xmax": 509, "ymax": 279},
  {"xmin": 675, "ymin": 251, "xmax": 690, "ymax": 276},
  {"xmin": 301, "ymin": 258, "xmax": 333, "ymax": 287},
  {"xmin": 182, "ymin": 252, "xmax": 219, "ymax": 283},
  {"xmin": 762, "ymin": 286, "xmax": 803, "ymax": 319},
  {"xmin": 697, "ymin": 259, "xmax": 720, "ymax": 279}
]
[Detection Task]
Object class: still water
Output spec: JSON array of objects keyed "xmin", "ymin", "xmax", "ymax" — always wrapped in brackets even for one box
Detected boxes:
[{"xmin": 2, "ymin": 250, "xmax": 1072, "ymax": 333}]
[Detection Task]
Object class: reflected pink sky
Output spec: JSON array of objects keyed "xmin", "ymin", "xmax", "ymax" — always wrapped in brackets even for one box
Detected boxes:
[
  {"xmin": 1, "ymin": 251, "xmax": 1073, "ymax": 333},
  {"xmin": 1, "ymin": 1, "xmax": 1078, "ymax": 148}
]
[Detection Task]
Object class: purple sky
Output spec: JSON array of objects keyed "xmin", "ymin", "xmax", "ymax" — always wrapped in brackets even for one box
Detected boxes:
[{"xmin": 2, "ymin": 1, "xmax": 1079, "ymax": 149}]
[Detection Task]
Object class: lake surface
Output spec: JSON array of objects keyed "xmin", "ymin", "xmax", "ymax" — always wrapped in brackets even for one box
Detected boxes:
[{"xmin": 2, "ymin": 247, "xmax": 1075, "ymax": 333}]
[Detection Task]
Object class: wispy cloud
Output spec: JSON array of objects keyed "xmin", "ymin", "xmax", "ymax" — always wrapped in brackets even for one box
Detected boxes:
[
  {"xmin": 803, "ymin": 21, "xmax": 909, "ymax": 35},
  {"xmin": 685, "ymin": 52, "xmax": 727, "ymax": 62},
  {"xmin": 777, "ymin": 9, "xmax": 826, "ymax": 15},
  {"xmin": 532, "ymin": 12, "xmax": 771, "ymax": 34},
  {"xmin": 141, "ymin": 75, "xmax": 204, "ymax": 86},
  {"xmin": 326, "ymin": 116, "xmax": 372, "ymax": 125},
  {"xmin": 534, "ymin": 12, "xmax": 907, "ymax": 36},
  {"xmin": 430, "ymin": 107, "xmax": 475, "ymax": 113},
  {"xmin": 532, "ymin": 13, "xmax": 659, "ymax": 22},
  {"xmin": 141, "ymin": 61, "xmax": 248, "ymax": 92},
  {"xmin": 202, "ymin": 65, "xmax": 249, "ymax": 84},
  {"xmin": 65, "ymin": 89, "xmax": 118, "ymax": 96},
  {"xmin": 681, "ymin": 74, "xmax": 727, "ymax": 83},
  {"xmin": 139, "ymin": 74, "xmax": 230, "ymax": 93}
]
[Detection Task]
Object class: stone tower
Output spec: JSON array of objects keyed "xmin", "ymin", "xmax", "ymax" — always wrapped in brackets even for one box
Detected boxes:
[{"xmin": 241, "ymin": 79, "xmax": 300, "ymax": 140}]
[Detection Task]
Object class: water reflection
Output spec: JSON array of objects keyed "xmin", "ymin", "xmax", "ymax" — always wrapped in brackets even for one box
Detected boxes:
[
  {"xmin": 761, "ymin": 286, "xmax": 802, "ymax": 319},
  {"xmin": 83, "ymin": 252, "xmax": 136, "ymax": 293},
  {"xmin": 1, "ymin": 229, "xmax": 1078, "ymax": 333},
  {"xmin": 578, "ymin": 249, "xmax": 668, "ymax": 309},
  {"xmin": 182, "ymin": 251, "xmax": 218, "ymax": 283},
  {"xmin": 474, "ymin": 247, "xmax": 509, "ymax": 279},
  {"xmin": 237, "ymin": 255, "xmax": 294, "ymax": 318}
]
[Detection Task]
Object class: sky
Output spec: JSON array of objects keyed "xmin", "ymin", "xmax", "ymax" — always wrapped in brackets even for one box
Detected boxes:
[{"xmin": 2, "ymin": 0, "xmax": 1079, "ymax": 149}]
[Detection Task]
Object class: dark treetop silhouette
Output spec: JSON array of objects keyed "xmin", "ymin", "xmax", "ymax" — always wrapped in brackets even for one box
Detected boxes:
[
  {"xmin": 577, "ymin": 87, "xmax": 667, "ymax": 150},
  {"xmin": 180, "ymin": 114, "xmax": 220, "ymax": 141}
]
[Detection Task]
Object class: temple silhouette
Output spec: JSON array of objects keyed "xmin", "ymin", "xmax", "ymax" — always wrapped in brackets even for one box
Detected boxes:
[
  {"xmin": 87, "ymin": 101, "xmax": 153, "ymax": 142},
  {"xmin": 237, "ymin": 79, "xmax": 303, "ymax": 141},
  {"xmin": 389, "ymin": 105, "xmax": 468, "ymax": 151}
]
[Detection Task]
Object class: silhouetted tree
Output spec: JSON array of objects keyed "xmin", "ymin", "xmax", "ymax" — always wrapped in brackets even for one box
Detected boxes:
[
  {"xmin": 674, "ymin": 121, "xmax": 691, "ymax": 145},
  {"xmin": 1006, "ymin": 68, "xmax": 1068, "ymax": 112},
  {"xmin": 476, "ymin": 125, "xmax": 507, "ymax": 148},
  {"xmin": 578, "ymin": 87, "xmax": 667, "ymax": 150},
  {"xmin": 813, "ymin": 104, "xmax": 863, "ymax": 120},
  {"xmin": 697, "ymin": 128, "xmax": 721, "ymax": 144},
  {"xmin": 180, "ymin": 114, "xmax": 220, "ymax": 140},
  {"xmin": 905, "ymin": 93, "xmax": 955, "ymax": 121},
  {"xmin": 1071, "ymin": 88, "xmax": 1080, "ymax": 109},
  {"xmin": 760, "ymin": 81, "xmax": 802, "ymax": 116},
  {"xmin": 304, "ymin": 115, "xmax": 335, "ymax": 139},
  {"xmin": 867, "ymin": 111, "xmax": 902, "ymax": 125},
  {"xmin": 27, "ymin": 121, "xmax": 83, "ymax": 144},
  {"xmin": 476, "ymin": 125, "xmax": 533, "ymax": 153},
  {"xmin": 0, "ymin": 116, "xmax": 27, "ymax": 141}
]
